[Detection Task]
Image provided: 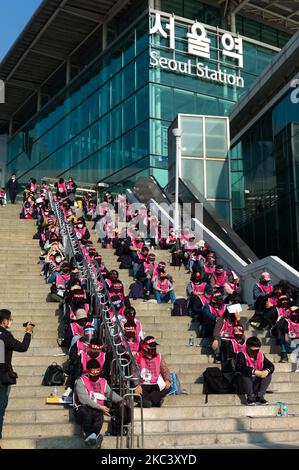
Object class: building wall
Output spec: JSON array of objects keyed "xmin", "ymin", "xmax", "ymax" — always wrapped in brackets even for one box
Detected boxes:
[
  {"xmin": 231, "ymin": 87, "xmax": 299, "ymax": 268},
  {"xmin": 6, "ymin": 6, "xmax": 280, "ymax": 191}
]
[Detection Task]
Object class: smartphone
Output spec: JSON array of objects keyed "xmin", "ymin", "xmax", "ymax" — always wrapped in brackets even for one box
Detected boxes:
[{"xmin": 23, "ymin": 322, "xmax": 35, "ymax": 327}]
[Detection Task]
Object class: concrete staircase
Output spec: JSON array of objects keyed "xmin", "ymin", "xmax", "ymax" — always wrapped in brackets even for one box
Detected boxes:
[
  {"xmin": 0, "ymin": 205, "xmax": 86, "ymax": 449},
  {"xmin": 1, "ymin": 204, "xmax": 299, "ymax": 449},
  {"xmin": 87, "ymin": 224, "xmax": 299, "ymax": 449}
]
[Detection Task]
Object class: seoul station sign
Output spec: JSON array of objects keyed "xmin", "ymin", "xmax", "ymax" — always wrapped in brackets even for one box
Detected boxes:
[{"xmin": 150, "ymin": 12, "xmax": 244, "ymax": 88}]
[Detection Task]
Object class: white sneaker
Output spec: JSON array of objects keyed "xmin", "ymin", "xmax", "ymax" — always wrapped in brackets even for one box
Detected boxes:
[{"xmin": 85, "ymin": 433, "xmax": 97, "ymax": 446}]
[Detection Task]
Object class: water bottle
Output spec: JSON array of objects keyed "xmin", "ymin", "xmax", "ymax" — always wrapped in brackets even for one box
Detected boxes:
[
  {"xmin": 276, "ymin": 402, "xmax": 282, "ymax": 417},
  {"xmin": 282, "ymin": 402, "xmax": 288, "ymax": 417},
  {"xmin": 188, "ymin": 333, "xmax": 194, "ymax": 346},
  {"xmin": 53, "ymin": 386, "xmax": 58, "ymax": 397}
]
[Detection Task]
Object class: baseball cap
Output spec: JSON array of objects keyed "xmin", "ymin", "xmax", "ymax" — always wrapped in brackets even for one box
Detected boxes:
[{"xmin": 143, "ymin": 336, "xmax": 159, "ymax": 347}]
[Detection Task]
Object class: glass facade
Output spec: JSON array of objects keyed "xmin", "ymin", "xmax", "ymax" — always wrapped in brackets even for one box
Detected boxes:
[
  {"xmin": 231, "ymin": 87, "xmax": 299, "ymax": 268},
  {"xmin": 169, "ymin": 115, "xmax": 231, "ymax": 222}
]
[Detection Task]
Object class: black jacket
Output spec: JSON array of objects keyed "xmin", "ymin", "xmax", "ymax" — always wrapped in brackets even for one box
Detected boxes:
[
  {"xmin": 6, "ymin": 178, "xmax": 19, "ymax": 194},
  {"xmin": 235, "ymin": 350, "xmax": 275, "ymax": 377},
  {"xmin": 0, "ymin": 327, "xmax": 31, "ymax": 381}
]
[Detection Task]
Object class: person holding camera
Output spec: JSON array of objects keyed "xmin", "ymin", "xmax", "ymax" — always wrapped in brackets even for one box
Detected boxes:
[{"xmin": 0, "ymin": 309, "xmax": 34, "ymax": 443}]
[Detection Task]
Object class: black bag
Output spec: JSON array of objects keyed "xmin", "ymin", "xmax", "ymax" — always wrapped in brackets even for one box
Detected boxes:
[
  {"xmin": 203, "ymin": 367, "xmax": 234, "ymax": 394},
  {"xmin": 1, "ymin": 367, "xmax": 18, "ymax": 385},
  {"xmin": 42, "ymin": 362, "xmax": 65, "ymax": 386},
  {"xmin": 128, "ymin": 280, "xmax": 144, "ymax": 299},
  {"xmin": 172, "ymin": 298, "xmax": 189, "ymax": 316},
  {"xmin": 119, "ymin": 255, "xmax": 132, "ymax": 269},
  {"xmin": 108, "ymin": 404, "xmax": 131, "ymax": 436}
]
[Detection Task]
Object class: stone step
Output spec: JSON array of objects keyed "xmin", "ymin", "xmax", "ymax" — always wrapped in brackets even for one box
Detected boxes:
[
  {"xmin": 14, "ymin": 347, "xmax": 65, "ymax": 357},
  {"xmin": 0, "ymin": 437, "xmax": 87, "ymax": 450},
  {"xmin": 13, "ymin": 356, "xmax": 66, "ymax": 366},
  {"xmin": 2, "ymin": 422, "xmax": 80, "ymax": 439},
  {"xmin": 8, "ymin": 385, "xmax": 66, "ymax": 398},
  {"xmin": 132, "ymin": 415, "xmax": 299, "ymax": 434},
  {"xmin": 4, "ymin": 408, "xmax": 74, "ymax": 424}
]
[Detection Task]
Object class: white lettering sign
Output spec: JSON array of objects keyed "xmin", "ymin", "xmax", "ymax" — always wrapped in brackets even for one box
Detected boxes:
[
  {"xmin": 150, "ymin": 51, "xmax": 244, "ymax": 88},
  {"xmin": 149, "ymin": 12, "xmax": 244, "ymax": 87}
]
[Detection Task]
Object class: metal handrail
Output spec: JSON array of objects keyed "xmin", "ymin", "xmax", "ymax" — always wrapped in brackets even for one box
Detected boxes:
[{"xmin": 48, "ymin": 190, "xmax": 144, "ymax": 449}]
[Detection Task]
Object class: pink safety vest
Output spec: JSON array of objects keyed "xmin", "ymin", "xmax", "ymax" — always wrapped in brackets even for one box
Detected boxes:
[
  {"xmin": 81, "ymin": 350, "xmax": 106, "ymax": 373},
  {"xmin": 30, "ymin": 183, "xmax": 37, "ymax": 193},
  {"xmin": 204, "ymin": 265, "xmax": 216, "ymax": 274},
  {"xmin": 191, "ymin": 282, "xmax": 207, "ymax": 295},
  {"xmin": 121, "ymin": 335, "xmax": 140, "ymax": 353},
  {"xmin": 198, "ymin": 293, "xmax": 211, "ymax": 305},
  {"xmin": 286, "ymin": 318, "xmax": 299, "ymax": 338},
  {"xmin": 80, "ymin": 375, "xmax": 107, "ymax": 406},
  {"xmin": 256, "ymin": 283, "xmax": 273, "ymax": 294},
  {"xmin": 156, "ymin": 279, "xmax": 171, "ymax": 291},
  {"xmin": 56, "ymin": 273, "xmax": 70, "ymax": 289},
  {"xmin": 132, "ymin": 239, "xmax": 144, "ymax": 250},
  {"xmin": 75, "ymin": 227, "xmax": 86, "ymax": 240},
  {"xmin": 242, "ymin": 350, "xmax": 264, "ymax": 371},
  {"xmin": 229, "ymin": 339, "xmax": 247, "ymax": 354},
  {"xmin": 277, "ymin": 307, "xmax": 291, "ymax": 319},
  {"xmin": 209, "ymin": 304, "xmax": 226, "ymax": 317},
  {"xmin": 58, "ymin": 182, "xmax": 66, "ymax": 194},
  {"xmin": 138, "ymin": 352, "xmax": 161, "ymax": 385},
  {"xmin": 71, "ymin": 321, "xmax": 93, "ymax": 338},
  {"xmin": 225, "ymin": 281, "xmax": 238, "ymax": 292},
  {"xmin": 220, "ymin": 320, "xmax": 235, "ymax": 339},
  {"xmin": 268, "ymin": 297, "xmax": 278, "ymax": 306},
  {"xmin": 213, "ymin": 272, "xmax": 227, "ymax": 287},
  {"xmin": 77, "ymin": 339, "xmax": 89, "ymax": 354}
]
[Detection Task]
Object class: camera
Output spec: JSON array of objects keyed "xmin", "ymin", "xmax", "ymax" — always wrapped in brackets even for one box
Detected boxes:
[{"xmin": 23, "ymin": 322, "xmax": 35, "ymax": 328}]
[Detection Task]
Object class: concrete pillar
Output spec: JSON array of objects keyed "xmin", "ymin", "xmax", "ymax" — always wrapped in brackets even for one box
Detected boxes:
[
  {"xmin": 102, "ymin": 23, "xmax": 107, "ymax": 51},
  {"xmin": 9, "ymin": 118, "xmax": 13, "ymax": 137},
  {"xmin": 66, "ymin": 57, "xmax": 71, "ymax": 84},
  {"xmin": 37, "ymin": 89, "xmax": 42, "ymax": 112}
]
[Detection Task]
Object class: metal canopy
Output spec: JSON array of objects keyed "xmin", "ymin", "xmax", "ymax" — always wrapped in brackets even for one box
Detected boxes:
[
  {"xmin": 0, "ymin": 0, "xmax": 131, "ymax": 133},
  {"xmin": 217, "ymin": 0, "xmax": 299, "ymax": 31}
]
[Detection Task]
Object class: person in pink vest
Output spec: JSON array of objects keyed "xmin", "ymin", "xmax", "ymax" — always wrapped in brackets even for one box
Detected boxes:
[
  {"xmin": 212, "ymin": 308, "xmax": 242, "ymax": 363},
  {"xmin": 74, "ymin": 358, "xmax": 125, "ymax": 446},
  {"xmin": 235, "ymin": 336, "xmax": 274, "ymax": 405},
  {"xmin": 250, "ymin": 272, "xmax": 274, "ymax": 329},
  {"xmin": 153, "ymin": 271, "xmax": 176, "ymax": 304},
  {"xmin": 54, "ymin": 177, "xmax": 67, "ymax": 199},
  {"xmin": 134, "ymin": 336, "xmax": 172, "ymax": 408},
  {"xmin": 186, "ymin": 271, "xmax": 212, "ymax": 319},
  {"xmin": 118, "ymin": 320, "xmax": 141, "ymax": 358},
  {"xmin": 278, "ymin": 306, "xmax": 299, "ymax": 363},
  {"xmin": 202, "ymin": 292, "xmax": 227, "ymax": 337},
  {"xmin": 219, "ymin": 323, "xmax": 246, "ymax": 368}
]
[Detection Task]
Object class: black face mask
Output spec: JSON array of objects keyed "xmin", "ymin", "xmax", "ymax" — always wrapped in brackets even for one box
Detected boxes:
[
  {"xmin": 89, "ymin": 375, "xmax": 101, "ymax": 382},
  {"xmin": 291, "ymin": 315, "xmax": 299, "ymax": 324},
  {"xmin": 248, "ymin": 348, "xmax": 259, "ymax": 359},
  {"xmin": 89, "ymin": 351, "xmax": 100, "ymax": 358},
  {"xmin": 228, "ymin": 313, "xmax": 235, "ymax": 323}
]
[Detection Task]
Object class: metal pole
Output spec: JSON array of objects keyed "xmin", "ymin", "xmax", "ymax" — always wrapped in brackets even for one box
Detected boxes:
[{"xmin": 172, "ymin": 128, "xmax": 182, "ymax": 236}]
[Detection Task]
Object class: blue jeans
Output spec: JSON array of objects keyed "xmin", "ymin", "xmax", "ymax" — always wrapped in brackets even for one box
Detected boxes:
[
  {"xmin": 279, "ymin": 338, "xmax": 299, "ymax": 354},
  {"xmin": 0, "ymin": 381, "xmax": 9, "ymax": 438},
  {"xmin": 155, "ymin": 291, "xmax": 176, "ymax": 304}
]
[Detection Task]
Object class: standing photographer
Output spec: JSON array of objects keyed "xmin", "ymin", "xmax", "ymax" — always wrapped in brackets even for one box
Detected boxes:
[{"xmin": 0, "ymin": 309, "xmax": 34, "ymax": 443}]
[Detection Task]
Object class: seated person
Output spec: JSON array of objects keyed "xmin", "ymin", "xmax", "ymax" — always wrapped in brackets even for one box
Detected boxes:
[
  {"xmin": 134, "ymin": 336, "xmax": 172, "ymax": 408},
  {"xmin": 235, "ymin": 336, "xmax": 274, "ymax": 405},
  {"xmin": 74, "ymin": 359, "xmax": 128, "ymax": 446},
  {"xmin": 201, "ymin": 292, "xmax": 226, "ymax": 338},
  {"xmin": 278, "ymin": 306, "xmax": 299, "ymax": 363},
  {"xmin": 212, "ymin": 308, "xmax": 242, "ymax": 363},
  {"xmin": 186, "ymin": 271, "xmax": 211, "ymax": 319},
  {"xmin": 153, "ymin": 271, "xmax": 176, "ymax": 304}
]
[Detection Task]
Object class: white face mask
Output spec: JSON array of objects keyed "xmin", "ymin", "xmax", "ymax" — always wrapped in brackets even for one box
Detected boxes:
[
  {"xmin": 8, "ymin": 320, "xmax": 13, "ymax": 329},
  {"xmin": 78, "ymin": 224, "xmax": 83, "ymax": 229},
  {"xmin": 56, "ymin": 257, "xmax": 62, "ymax": 263}
]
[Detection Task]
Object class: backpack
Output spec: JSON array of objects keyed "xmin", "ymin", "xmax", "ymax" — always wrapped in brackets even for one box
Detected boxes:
[
  {"xmin": 42, "ymin": 362, "xmax": 65, "ymax": 386},
  {"xmin": 203, "ymin": 367, "xmax": 234, "ymax": 395},
  {"xmin": 172, "ymin": 298, "xmax": 189, "ymax": 316},
  {"xmin": 128, "ymin": 280, "xmax": 145, "ymax": 299}
]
